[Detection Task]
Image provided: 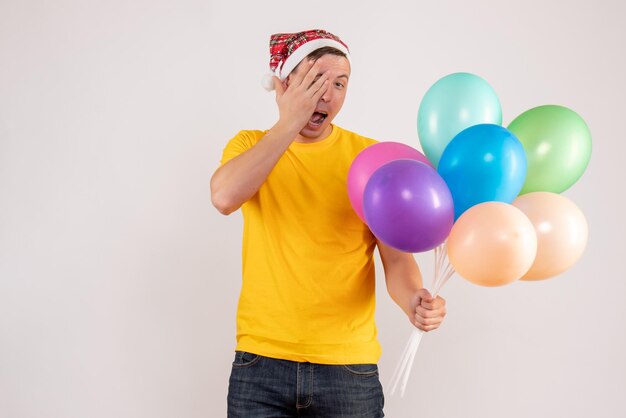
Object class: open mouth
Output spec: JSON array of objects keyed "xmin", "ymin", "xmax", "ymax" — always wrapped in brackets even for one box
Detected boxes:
[{"xmin": 308, "ymin": 111, "xmax": 328, "ymax": 127}]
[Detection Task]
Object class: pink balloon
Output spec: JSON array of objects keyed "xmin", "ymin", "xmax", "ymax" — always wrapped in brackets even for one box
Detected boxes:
[{"xmin": 348, "ymin": 142, "xmax": 433, "ymax": 222}]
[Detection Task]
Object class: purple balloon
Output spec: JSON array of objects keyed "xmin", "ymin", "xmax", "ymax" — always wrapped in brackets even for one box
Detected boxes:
[
  {"xmin": 363, "ymin": 160, "xmax": 454, "ymax": 253},
  {"xmin": 347, "ymin": 142, "xmax": 432, "ymax": 222}
]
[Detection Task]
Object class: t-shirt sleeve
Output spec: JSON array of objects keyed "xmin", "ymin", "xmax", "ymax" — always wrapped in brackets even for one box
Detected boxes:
[{"xmin": 220, "ymin": 130, "xmax": 260, "ymax": 166}]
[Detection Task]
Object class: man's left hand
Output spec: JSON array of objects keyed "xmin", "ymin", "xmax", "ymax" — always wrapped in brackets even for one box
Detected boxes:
[{"xmin": 412, "ymin": 288, "xmax": 446, "ymax": 332}]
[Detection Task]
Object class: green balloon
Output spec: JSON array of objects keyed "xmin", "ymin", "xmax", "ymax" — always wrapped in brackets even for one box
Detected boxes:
[
  {"xmin": 507, "ymin": 105, "xmax": 591, "ymax": 194},
  {"xmin": 418, "ymin": 72, "xmax": 502, "ymax": 168}
]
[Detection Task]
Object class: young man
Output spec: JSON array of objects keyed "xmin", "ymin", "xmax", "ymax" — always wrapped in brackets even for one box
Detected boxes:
[{"xmin": 211, "ymin": 29, "xmax": 447, "ymax": 417}]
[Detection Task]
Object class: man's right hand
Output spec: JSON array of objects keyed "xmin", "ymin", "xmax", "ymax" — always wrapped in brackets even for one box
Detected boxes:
[{"xmin": 273, "ymin": 60, "xmax": 329, "ymax": 133}]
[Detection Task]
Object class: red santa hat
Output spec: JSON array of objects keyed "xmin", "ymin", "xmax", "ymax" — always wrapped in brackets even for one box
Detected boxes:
[{"xmin": 261, "ymin": 29, "xmax": 351, "ymax": 91}]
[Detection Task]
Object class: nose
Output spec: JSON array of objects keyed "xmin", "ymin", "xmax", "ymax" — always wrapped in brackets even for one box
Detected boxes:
[{"xmin": 320, "ymin": 85, "xmax": 333, "ymax": 103}]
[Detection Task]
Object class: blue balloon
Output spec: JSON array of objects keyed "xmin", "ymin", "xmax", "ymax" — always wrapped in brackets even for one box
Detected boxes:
[{"xmin": 438, "ymin": 124, "xmax": 527, "ymax": 220}]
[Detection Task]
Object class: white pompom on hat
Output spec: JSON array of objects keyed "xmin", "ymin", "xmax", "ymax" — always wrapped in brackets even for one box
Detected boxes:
[{"xmin": 262, "ymin": 29, "xmax": 351, "ymax": 92}]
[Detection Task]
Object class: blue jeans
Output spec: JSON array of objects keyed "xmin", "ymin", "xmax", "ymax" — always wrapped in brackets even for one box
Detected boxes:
[{"xmin": 227, "ymin": 351, "xmax": 385, "ymax": 417}]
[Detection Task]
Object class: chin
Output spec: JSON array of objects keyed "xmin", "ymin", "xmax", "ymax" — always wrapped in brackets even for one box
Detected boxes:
[
  {"xmin": 299, "ymin": 129, "xmax": 322, "ymax": 139},
  {"xmin": 300, "ymin": 122, "xmax": 332, "ymax": 140}
]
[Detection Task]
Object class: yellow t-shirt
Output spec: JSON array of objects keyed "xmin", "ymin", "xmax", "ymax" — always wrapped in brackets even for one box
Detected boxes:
[{"xmin": 220, "ymin": 125, "xmax": 380, "ymax": 364}]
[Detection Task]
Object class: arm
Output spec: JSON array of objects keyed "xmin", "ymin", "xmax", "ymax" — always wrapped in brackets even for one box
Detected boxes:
[
  {"xmin": 377, "ymin": 240, "xmax": 447, "ymax": 332},
  {"xmin": 210, "ymin": 60, "xmax": 330, "ymax": 215},
  {"xmin": 210, "ymin": 121, "xmax": 299, "ymax": 215}
]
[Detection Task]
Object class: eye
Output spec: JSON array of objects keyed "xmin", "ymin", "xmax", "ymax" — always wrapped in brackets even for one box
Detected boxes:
[{"xmin": 335, "ymin": 82, "xmax": 345, "ymax": 88}]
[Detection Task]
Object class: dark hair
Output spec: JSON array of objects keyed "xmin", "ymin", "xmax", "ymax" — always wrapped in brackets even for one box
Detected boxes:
[
  {"xmin": 290, "ymin": 47, "xmax": 348, "ymax": 77},
  {"xmin": 305, "ymin": 46, "xmax": 347, "ymax": 61}
]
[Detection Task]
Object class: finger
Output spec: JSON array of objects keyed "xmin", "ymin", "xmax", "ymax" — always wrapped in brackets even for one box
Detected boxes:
[
  {"xmin": 417, "ymin": 288, "xmax": 433, "ymax": 302},
  {"xmin": 420, "ymin": 295, "xmax": 444, "ymax": 310},
  {"xmin": 288, "ymin": 59, "xmax": 315, "ymax": 88},
  {"xmin": 413, "ymin": 315, "xmax": 443, "ymax": 326},
  {"xmin": 416, "ymin": 305, "xmax": 446, "ymax": 319},
  {"xmin": 413, "ymin": 319, "xmax": 442, "ymax": 332},
  {"xmin": 420, "ymin": 300, "xmax": 435, "ymax": 309},
  {"xmin": 414, "ymin": 309, "xmax": 445, "ymax": 323},
  {"xmin": 310, "ymin": 76, "xmax": 330, "ymax": 99},
  {"xmin": 413, "ymin": 293, "xmax": 423, "ymax": 308},
  {"xmin": 419, "ymin": 323, "xmax": 442, "ymax": 332},
  {"xmin": 298, "ymin": 60, "xmax": 323, "ymax": 90}
]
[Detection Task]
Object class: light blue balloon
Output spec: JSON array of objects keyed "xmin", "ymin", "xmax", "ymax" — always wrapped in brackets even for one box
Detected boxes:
[
  {"xmin": 418, "ymin": 73, "xmax": 502, "ymax": 168},
  {"xmin": 438, "ymin": 124, "xmax": 527, "ymax": 220}
]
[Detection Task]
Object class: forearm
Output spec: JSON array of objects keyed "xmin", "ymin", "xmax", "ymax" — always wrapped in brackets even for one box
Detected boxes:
[
  {"xmin": 210, "ymin": 121, "xmax": 299, "ymax": 215},
  {"xmin": 378, "ymin": 241, "xmax": 424, "ymax": 318},
  {"xmin": 385, "ymin": 260, "xmax": 423, "ymax": 318}
]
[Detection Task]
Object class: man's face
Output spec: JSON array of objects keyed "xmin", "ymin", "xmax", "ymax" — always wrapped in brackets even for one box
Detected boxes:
[{"xmin": 286, "ymin": 54, "xmax": 351, "ymax": 140}]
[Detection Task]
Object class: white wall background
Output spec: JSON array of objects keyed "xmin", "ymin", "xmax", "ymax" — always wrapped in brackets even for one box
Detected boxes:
[{"xmin": 1, "ymin": 1, "xmax": 624, "ymax": 417}]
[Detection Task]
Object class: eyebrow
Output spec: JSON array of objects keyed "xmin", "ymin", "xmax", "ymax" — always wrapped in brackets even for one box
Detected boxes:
[{"xmin": 314, "ymin": 74, "xmax": 350, "ymax": 79}]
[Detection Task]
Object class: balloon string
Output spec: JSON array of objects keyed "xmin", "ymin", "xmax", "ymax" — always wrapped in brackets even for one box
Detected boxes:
[
  {"xmin": 436, "ymin": 267, "xmax": 455, "ymax": 295},
  {"xmin": 389, "ymin": 241, "xmax": 455, "ymax": 397},
  {"xmin": 391, "ymin": 329, "xmax": 422, "ymax": 396},
  {"xmin": 434, "ymin": 246, "xmax": 440, "ymax": 282},
  {"xmin": 436, "ymin": 243, "xmax": 446, "ymax": 282},
  {"xmin": 389, "ymin": 329, "xmax": 420, "ymax": 394},
  {"xmin": 437, "ymin": 263, "xmax": 454, "ymax": 293},
  {"xmin": 388, "ymin": 327, "xmax": 415, "ymax": 393},
  {"xmin": 399, "ymin": 329, "xmax": 423, "ymax": 397},
  {"xmin": 433, "ymin": 241, "xmax": 448, "ymax": 296}
]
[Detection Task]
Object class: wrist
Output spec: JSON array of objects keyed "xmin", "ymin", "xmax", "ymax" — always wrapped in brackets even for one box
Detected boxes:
[{"xmin": 272, "ymin": 120, "xmax": 301, "ymax": 139}]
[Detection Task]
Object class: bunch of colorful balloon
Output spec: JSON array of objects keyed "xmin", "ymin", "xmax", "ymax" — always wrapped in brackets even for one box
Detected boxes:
[{"xmin": 347, "ymin": 72, "xmax": 592, "ymax": 397}]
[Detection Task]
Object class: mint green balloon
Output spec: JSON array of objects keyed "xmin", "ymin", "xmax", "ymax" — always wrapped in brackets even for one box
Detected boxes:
[
  {"xmin": 417, "ymin": 73, "xmax": 502, "ymax": 168},
  {"xmin": 507, "ymin": 105, "xmax": 592, "ymax": 194}
]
